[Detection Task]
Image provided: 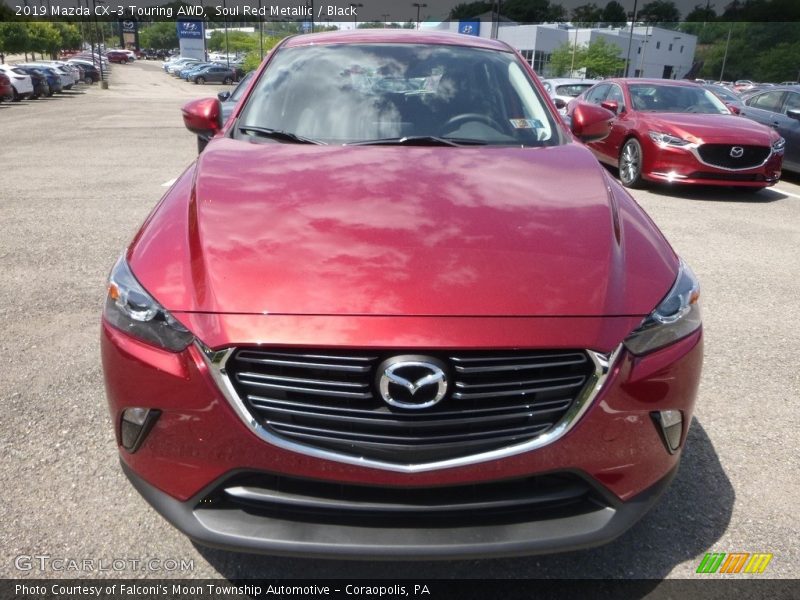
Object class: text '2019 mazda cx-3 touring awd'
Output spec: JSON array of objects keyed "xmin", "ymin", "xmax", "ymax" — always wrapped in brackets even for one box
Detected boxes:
[{"xmin": 101, "ymin": 30, "xmax": 703, "ymax": 559}]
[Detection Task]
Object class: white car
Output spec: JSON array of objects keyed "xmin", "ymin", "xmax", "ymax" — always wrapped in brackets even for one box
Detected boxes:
[
  {"xmin": 541, "ymin": 78, "xmax": 599, "ymax": 114},
  {"xmin": 0, "ymin": 64, "xmax": 34, "ymax": 100},
  {"xmin": 166, "ymin": 58, "xmax": 201, "ymax": 75}
]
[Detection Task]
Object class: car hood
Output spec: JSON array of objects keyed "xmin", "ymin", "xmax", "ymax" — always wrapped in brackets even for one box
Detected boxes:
[
  {"xmin": 129, "ymin": 140, "xmax": 677, "ymax": 317},
  {"xmin": 643, "ymin": 113, "xmax": 776, "ymax": 145}
]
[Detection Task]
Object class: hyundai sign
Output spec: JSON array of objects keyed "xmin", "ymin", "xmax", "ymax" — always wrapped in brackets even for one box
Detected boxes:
[
  {"xmin": 177, "ymin": 20, "xmax": 203, "ymax": 40},
  {"xmin": 177, "ymin": 20, "xmax": 205, "ymax": 60},
  {"xmin": 458, "ymin": 21, "xmax": 480, "ymax": 36}
]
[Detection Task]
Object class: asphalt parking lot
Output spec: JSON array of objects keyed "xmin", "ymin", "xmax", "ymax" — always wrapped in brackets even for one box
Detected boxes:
[{"xmin": 0, "ymin": 60, "xmax": 798, "ymax": 582}]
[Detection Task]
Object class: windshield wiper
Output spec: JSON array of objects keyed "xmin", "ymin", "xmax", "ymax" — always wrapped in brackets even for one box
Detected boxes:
[
  {"xmin": 239, "ymin": 126, "xmax": 324, "ymax": 145},
  {"xmin": 347, "ymin": 135, "xmax": 468, "ymax": 147}
]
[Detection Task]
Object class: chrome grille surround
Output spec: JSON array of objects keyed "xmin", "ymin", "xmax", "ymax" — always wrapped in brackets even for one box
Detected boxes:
[
  {"xmin": 689, "ymin": 143, "xmax": 774, "ymax": 171},
  {"xmin": 199, "ymin": 343, "xmax": 622, "ymax": 473}
]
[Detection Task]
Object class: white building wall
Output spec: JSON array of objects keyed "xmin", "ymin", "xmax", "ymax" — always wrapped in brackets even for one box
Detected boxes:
[
  {"xmin": 631, "ymin": 26, "xmax": 697, "ymax": 79},
  {"xmin": 443, "ymin": 22, "xmax": 697, "ymax": 80}
]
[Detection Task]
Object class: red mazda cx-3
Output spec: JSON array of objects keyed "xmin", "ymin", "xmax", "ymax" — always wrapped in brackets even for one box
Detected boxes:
[{"xmin": 101, "ymin": 30, "xmax": 703, "ymax": 558}]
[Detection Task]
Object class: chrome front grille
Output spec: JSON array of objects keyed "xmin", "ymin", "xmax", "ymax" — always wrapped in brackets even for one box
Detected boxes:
[
  {"xmin": 224, "ymin": 348, "xmax": 596, "ymax": 464},
  {"xmin": 696, "ymin": 144, "xmax": 771, "ymax": 170}
]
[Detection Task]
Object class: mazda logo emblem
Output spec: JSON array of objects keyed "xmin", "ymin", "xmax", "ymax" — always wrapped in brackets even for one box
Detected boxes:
[
  {"xmin": 730, "ymin": 146, "xmax": 744, "ymax": 158},
  {"xmin": 376, "ymin": 356, "xmax": 448, "ymax": 410}
]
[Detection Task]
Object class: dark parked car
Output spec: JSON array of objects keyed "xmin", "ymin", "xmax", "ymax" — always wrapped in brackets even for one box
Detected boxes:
[
  {"xmin": 569, "ymin": 78, "xmax": 784, "ymax": 189},
  {"xmin": 702, "ymin": 83, "xmax": 744, "ymax": 113},
  {"xmin": 106, "ymin": 50, "xmax": 130, "ymax": 64},
  {"xmin": 190, "ymin": 64, "xmax": 236, "ymax": 85},
  {"xmin": 219, "ymin": 70, "xmax": 254, "ymax": 122},
  {"xmin": 179, "ymin": 62, "xmax": 213, "ymax": 80},
  {"xmin": 739, "ymin": 85, "xmax": 800, "ymax": 172},
  {"xmin": 104, "ymin": 30, "xmax": 703, "ymax": 559},
  {"xmin": 14, "ymin": 66, "xmax": 49, "ymax": 99},
  {"xmin": 28, "ymin": 66, "xmax": 63, "ymax": 94}
]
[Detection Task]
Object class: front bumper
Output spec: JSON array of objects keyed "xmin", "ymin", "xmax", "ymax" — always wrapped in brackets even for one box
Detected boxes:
[
  {"xmin": 643, "ymin": 142, "xmax": 783, "ymax": 187},
  {"xmin": 122, "ymin": 459, "xmax": 678, "ymax": 559},
  {"xmin": 102, "ymin": 317, "xmax": 702, "ymax": 558}
]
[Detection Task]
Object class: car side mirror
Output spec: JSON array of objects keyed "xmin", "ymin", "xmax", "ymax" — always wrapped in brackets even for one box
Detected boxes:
[
  {"xmin": 726, "ymin": 103, "xmax": 741, "ymax": 115},
  {"xmin": 600, "ymin": 100, "xmax": 619, "ymax": 114},
  {"xmin": 217, "ymin": 91, "xmax": 231, "ymax": 102},
  {"xmin": 787, "ymin": 109, "xmax": 800, "ymax": 121},
  {"xmin": 553, "ymin": 97, "xmax": 567, "ymax": 110},
  {"xmin": 569, "ymin": 102, "xmax": 615, "ymax": 143},
  {"xmin": 181, "ymin": 97, "xmax": 222, "ymax": 139}
]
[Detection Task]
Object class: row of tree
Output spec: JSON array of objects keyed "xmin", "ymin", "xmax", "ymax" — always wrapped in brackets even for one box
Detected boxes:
[
  {"xmin": 449, "ymin": 0, "xmax": 800, "ymax": 22},
  {"xmin": 0, "ymin": 22, "xmax": 85, "ymax": 61}
]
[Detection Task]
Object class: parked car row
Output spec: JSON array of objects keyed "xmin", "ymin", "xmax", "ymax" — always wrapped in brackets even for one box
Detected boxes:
[
  {"xmin": 559, "ymin": 78, "xmax": 794, "ymax": 189},
  {"xmin": 0, "ymin": 54, "xmax": 110, "ymax": 104},
  {"xmin": 162, "ymin": 56, "xmax": 242, "ymax": 85}
]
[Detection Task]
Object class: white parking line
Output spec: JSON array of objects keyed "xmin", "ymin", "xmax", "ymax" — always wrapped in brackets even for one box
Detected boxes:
[
  {"xmin": 774, "ymin": 187, "xmax": 800, "ymax": 199},
  {"xmin": 161, "ymin": 178, "xmax": 177, "ymax": 187}
]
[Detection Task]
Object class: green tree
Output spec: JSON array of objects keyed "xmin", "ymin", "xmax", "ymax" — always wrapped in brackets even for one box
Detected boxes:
[
  {"xmin": 241, "ymin": 35, "xmax": 284, "ymax": 72},
  {"xmin": 548, "ymin": 3, "xmax": 567, "ymax": 20},
  {"xmin": 53, "ymin": 23, "xmax": 81, "ymax": 51},
  {"xmin": 0, "ymin": 3, "xmax": 15, "ymax": 21},
  {"xmin": 547, "ymin": 41, "xmax": 584, "ymax": 77},
  {"xmin": 638, "ymin": 0, "xmax": 681, "ymax": 24},
  {"xmin": 502, "ymin": 0, "xmax": 556, "ymax": 22},
  {"xmin": 0, "ymin": 22, "xmax": 30, "ymax": 62},
  {"xmin": 208, "ymin": 30, "xmax": 257, "ymax": 54},
  {"xmin": 571, "ymin": 3, "xmax": 603, "ymax": 26},
  {"xmin": 601, "ymin": 1, "xmax": 628, "ymax": 25},
  {"xmin": 26, "ymin": 22, "xmax": 62, "ymax": 59},
  {"xmin": 582, "ymin": 38, "xmax": 624, "ymax": 77},
  {"xmin": 685, "ymin": 3, "xmax": 717, "ymax": 21},
  {"xmin": 448, "ymin": 1, "xmax": 492, "ymax": 19},
  {"xmin": 139, "ymin": 21, "xmax": 179, "ymax": 50}
]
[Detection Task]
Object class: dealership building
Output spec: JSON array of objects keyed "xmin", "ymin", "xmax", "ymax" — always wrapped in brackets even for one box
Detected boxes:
[{"xmin": 438, "ymin": 20, "xmax": 698, "ymax": 80}]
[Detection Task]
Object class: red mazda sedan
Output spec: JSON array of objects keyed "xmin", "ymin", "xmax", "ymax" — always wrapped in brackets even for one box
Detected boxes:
[
  {"xmin": 568, "ymin": 78, "xmax": 784, "ymax": 188},
  {"xmin": 102, "ymin": 30, "xmax": 703, "ymax": 558}
]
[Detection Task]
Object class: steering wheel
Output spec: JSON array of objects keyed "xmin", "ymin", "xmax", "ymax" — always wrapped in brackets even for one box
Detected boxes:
[
  {"xmin": 441, "ymin": 113, "xmax": 506, "ymax": 134},
  {"xmin": 683, "ymin": 106, "xmax": 701, "ymax": 113}
]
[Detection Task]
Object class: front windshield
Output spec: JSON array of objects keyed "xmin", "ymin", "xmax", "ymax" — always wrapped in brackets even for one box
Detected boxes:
[
  {"xmin": 629, "ymin": 83, "xmax": 730, "ymax": 114},
  {"xmin": 237, "ymin": 43, "xmax": 560, "ymax": 146},
  {"xmin": 556, "ymin": 83, "xmax": 593, "ymax": 97}
]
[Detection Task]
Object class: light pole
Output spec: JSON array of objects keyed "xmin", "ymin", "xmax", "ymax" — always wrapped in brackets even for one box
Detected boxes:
[
  {"xmin": 623, "ymin": 0, "xmax": 638, "ymax": 78},
  {"xmin": 91, "ymin": 0, "xmax": 107, "ymax": 87},
  {"xmin": 570, "ymin": 25, "xmax": 578, "ymax": 75},
  {"xmin": 350, "ymin": 3, "xmax": 363, "ymax": 28},
  {"xmin": 719, "ymin": 24, "xmax": 732, "ymax": 82},
  {"xmin": 382, "ymin": 13, "xmax": 390, "ymax": 27},
  {"xmin": 259, "ymin": 0, "xmax": 264, "ymax": 58},
  {"xmin": 222, "ymin": 0, "xmax": 230, "ymax": 68},
  {"xmin": 638, "ymin": 23, "xmax": 650, "ymax": 77},
  {"xmin": 412, "ymin": 3, "xmax": 426, "ymax": 30}
]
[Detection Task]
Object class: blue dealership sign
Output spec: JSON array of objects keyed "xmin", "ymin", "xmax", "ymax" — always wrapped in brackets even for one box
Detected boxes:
[
  {"xmin": 458, "ymin": 21, "xmax": 480, "ymax": 36},
  {"xmin": 177, "ymin": 20, "xmax": 203, "ymax": 40}
]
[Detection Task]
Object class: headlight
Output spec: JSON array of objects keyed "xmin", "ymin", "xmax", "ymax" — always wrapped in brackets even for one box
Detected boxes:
[
  {"xmin": 773, "ymin": 137, "xmax": 786, "ymax": 152},
  {"xmin": 104, "ymin": 256, "xmax": 193, "ymax": 352},
  {"xmin": 624, "ymin": 259, "xmax": 701, "ymax": 355},
  {"xmin": 648, "ymin": 131, "xmax": 691, "ymax": 147}
]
